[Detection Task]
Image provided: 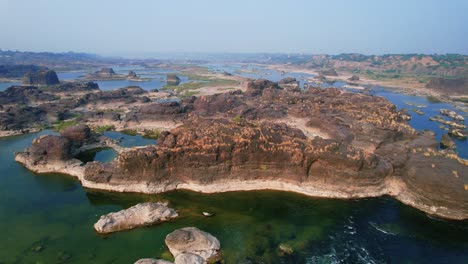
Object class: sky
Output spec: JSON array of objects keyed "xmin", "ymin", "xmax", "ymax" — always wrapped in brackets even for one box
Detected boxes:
[{"xmin": 0, "ymin": 0, "xmax": 467, "ymax": 57}]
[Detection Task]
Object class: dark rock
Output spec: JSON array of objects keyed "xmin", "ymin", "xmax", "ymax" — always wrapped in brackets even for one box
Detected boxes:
[
  {"xmin": 22, "ymin": 70, "xmax": 60, "ymax": 85},
  {"xmin": 440, "ymin": 134, "xmax": 456, "ymax": 149},
  {"xmin": 28, "ymin": 135, "xmax": 72, "ymax": 162},
  {"xmin": 348, "ymin": 75, "xmax": 360, "ymax": 81},
  {"xmin": 425, "ymin": 78, "xmax": 467, "ymax": 96},
  {"xmin": 60, "ymin": 124, "xmax": 91, "ymax": 141},
  {"xmin": 166, "ymin": 74, "xmax": 180, "ymax": 85},
  {"xmin": 95, "ymin": 68, "xmax": 115, "ymax": 77},
  {"xmin": 128, "ymin": 70, "xmax": 138, "ymax": 79},
  {"xmin": 319, "ymin": 69, "xmax": 338, "ymax": 76}
]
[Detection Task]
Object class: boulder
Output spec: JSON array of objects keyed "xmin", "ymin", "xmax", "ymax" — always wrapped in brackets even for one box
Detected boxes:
[
  {"xmin": 94, "ymin": 202, "xmax": 178, "ymax": 234},
  {"xmin": 165, "ymin": 227, "xmax": 220, "ymax": 261},
  {"xmin": 134, "ymin": 259, "xmax": 173, "ymax": 264},
  {"xmin": 60, "ymin": 124, "xmax": 92, "ymax": 141},
  {"xmin": 28, "ymin": 135, "xmax": 72, "ymax": 162},
  {"xmin": 348, "ymin": 75, "xmax": 360, "ymax": 81},
  {"xmin": 22, "ymin": 70, "xmax": 60, "ymax": 85},
  {"xmin": 174, "ymin": 253, "xmax": 205, "ymax": 264}
]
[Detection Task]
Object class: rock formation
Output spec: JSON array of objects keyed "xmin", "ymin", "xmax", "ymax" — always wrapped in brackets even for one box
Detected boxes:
[
  {"xmin": 95, "ymin": 68, "xmax": 115, "ymax": 77},
  {"xmin": 15, "ymin": 80, "xmax": 468, "ymax": 220},
  {"xmin": 166, "ymin": 74, "xmax": 180, "ymax": 85},
  {"xmin": 22, "ymin": 70, "xmax": 60, "ymax": 85},
  {"xmin": 348, "ymin": 75, "xmax": 360, "ymax": 81},
  {"xmin": 94, "ymin": 202, "xmax": 178, "ymax": 234},
  {"xmin": 0, "ymin": 64, "xmax": 48, "ymax": 78},
  {"xmin": 165, "ymin": 227, "xmax": 220, "ymax": 261},
  {"xmin": 134, "ymin": 227, "xmax": 220, "ymax": 264}
]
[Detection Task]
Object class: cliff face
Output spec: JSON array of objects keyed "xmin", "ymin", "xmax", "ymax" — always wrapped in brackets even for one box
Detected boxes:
[
  {"xmin": 15, "ymin": 80, "xmax": 468, "ymax": 219},
  {"xmin": 22, "ymin": 70, "xmax": 60, "ymax": 85},
  {"xmin": 85, "ymin": 120, "xmax": 391, "ymax": 192}
]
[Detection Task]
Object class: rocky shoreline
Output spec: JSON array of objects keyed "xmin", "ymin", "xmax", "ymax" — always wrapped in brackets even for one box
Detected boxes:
[{"xmin": 14, "ymin": 79, "xmax": 468, "ymax": 220}]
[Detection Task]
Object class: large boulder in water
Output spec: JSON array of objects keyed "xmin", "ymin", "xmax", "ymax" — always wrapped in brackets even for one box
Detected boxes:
[
  {"xmin": 94, "ymin": 202, "xmax": 178, "ymax": 234},
  {"xmin": 165, "ymin": 227, "xmax": 220, "ymax": 261},
  {"xmin": 22, "ymin": 70, "xmax": 60, "ymax": 85}
]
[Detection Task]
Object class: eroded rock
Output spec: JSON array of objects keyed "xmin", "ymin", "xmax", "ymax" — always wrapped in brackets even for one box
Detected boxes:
[
  {"xmin": 165, "ymin": 227, "xmax": 220, "ymax": 261},
  {"xmin": 94, "ymin": 202, "xmax": 178, "ymax": 234}
]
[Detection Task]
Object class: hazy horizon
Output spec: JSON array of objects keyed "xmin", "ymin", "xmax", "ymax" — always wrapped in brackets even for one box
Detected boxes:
[{"xmin": 1, "ymin": 0, "xmax": 467, "ymax": 56}]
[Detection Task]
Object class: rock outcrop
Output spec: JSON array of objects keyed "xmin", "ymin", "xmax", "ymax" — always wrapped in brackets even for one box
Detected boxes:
[
  {"xmin": 22, "ymin": 70, "xmax": 60, "ymax": 85},
  {"xmin": 95, "ymin": 68, "xmax": 116, "ymax": 77},
  {"xmin": 128, "ymin": 70, "xmax": 138, "ymax": 79},
  {"xmin": 94, "ymin": 202, "xmax": 178, "ymax": 234},
  {"xmin": 166, "ymin": 74, "xmax": 180, "ymax": 85},
  {"xmin": 15, "ymin": 79, "xmax": 468, "ymax": 220},
  {"xmin": 165, "ymin": 227, "xmax": 220, "ymax": 261},
  {"xmin": 348, "ymin": 75, "xmax": 360, "ymax": 81}
]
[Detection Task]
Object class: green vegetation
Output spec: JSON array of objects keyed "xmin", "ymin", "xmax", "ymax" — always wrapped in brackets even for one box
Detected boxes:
[
  {"xmin": 142, "ymin": 129, "xmax": 161, "ymax": 139},
  {"xmin": 120, "ymin": 128, "xmax": 138, "ymax": 136},
  {"xmin": 426, "ymin": 95, "xmax": 442, "ymax": 103},
  {"xmin": 120, "ymin": 128, "xmax": 161, "ymax": 139},
  {"xmin": 232, "ymin": 115, "xmax": 242, "ymax": 123},
  {"xmin": 94, "ymin": 125, "xmax": 115, "ymax": 133},
  {"xmin": 52, "ymin": 120, "xmax": 78, "ymax": 131}
]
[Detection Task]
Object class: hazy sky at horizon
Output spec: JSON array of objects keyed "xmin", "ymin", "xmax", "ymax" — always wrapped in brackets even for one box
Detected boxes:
[{"xmin": 1, "ymin": 0, "xmax": 467, "ymax": 56}]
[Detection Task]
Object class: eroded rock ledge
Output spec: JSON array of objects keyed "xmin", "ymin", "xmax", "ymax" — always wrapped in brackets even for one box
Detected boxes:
[{"xmin": 15, "ymin": 80, "xmax": 468, "ymax": 220}]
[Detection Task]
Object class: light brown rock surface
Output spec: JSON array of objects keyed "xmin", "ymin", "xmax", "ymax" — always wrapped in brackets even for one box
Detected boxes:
[
  {"xmin": 94, "ymin": 202, "xmax": 178, "ymax": 234},
  {"xmin": 165, "ymin": 227, "xmax": 220, "ymax": 261}
]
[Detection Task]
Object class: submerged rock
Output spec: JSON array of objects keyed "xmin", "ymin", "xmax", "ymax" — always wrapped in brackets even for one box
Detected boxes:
[
  {"xmin": 94, "ymin": 202, "xmax": 178, "ymax": 234},
  {"xmin": 174, "ymin": 253, "xmax": 205, "ymax": 264},
  {"xmin": 165, "ymin": 227, "xmax": 220, "ymax": 261},
  {"xmin": 134, "ymin": 259, "xmax": 173, "ymax": 264}
]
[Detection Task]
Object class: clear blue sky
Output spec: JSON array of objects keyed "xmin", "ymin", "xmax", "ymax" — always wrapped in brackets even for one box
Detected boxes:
[{"xmin": 1, "ymin": 0, "xmax": 467, "ymax": 56}]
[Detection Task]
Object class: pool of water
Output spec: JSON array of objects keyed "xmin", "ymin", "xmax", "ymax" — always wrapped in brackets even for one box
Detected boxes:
[{"xmin": 0, "ymin": 81, "xmax": 21, "ymax": 91}]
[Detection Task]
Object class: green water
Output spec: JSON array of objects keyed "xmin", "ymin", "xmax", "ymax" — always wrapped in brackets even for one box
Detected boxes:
[{"xmin": 1, "ymin": 131, "xmax": 467, "ymax": 264}]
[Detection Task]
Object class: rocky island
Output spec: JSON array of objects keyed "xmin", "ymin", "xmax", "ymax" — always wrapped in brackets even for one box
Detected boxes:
[{"xmin": 14, "ymin": 79, "xmax": 468, "ymax": 220}]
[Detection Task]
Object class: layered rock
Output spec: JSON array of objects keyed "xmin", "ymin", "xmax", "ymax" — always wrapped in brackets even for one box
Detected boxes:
[
  {"xmin": 425, "ymin": 77, "xmax": 467, "ymax": 96},
  {"xmin": 94, "ymin": 202, "xmax": 178, "ymax": 234},
  {"xmin": 165, "ymin": 227, "xmax": 220, "ymax": 261},
  {"xmin": 22, "ymin": 70, "xmax": 60, "ymax": 85}
]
